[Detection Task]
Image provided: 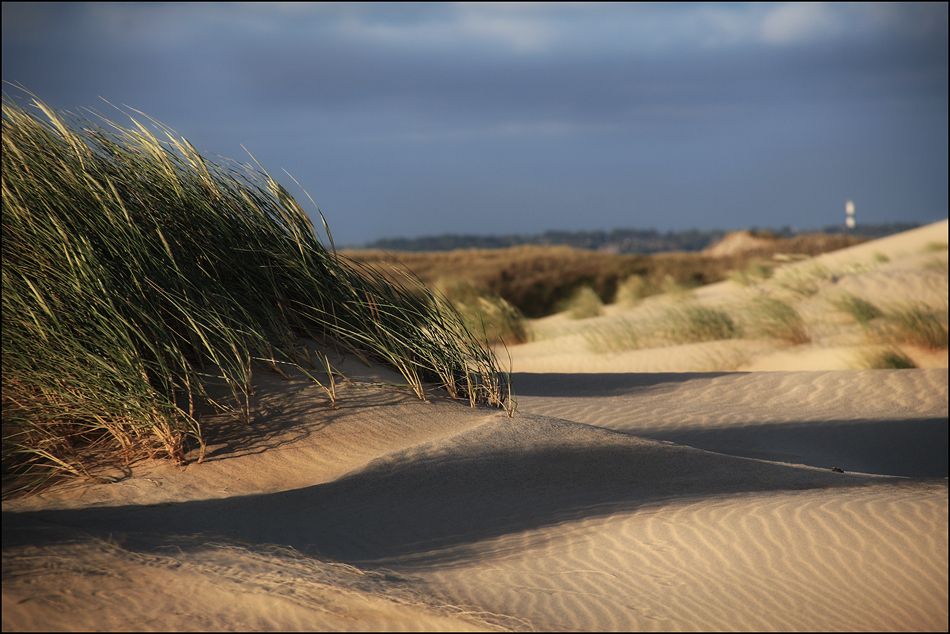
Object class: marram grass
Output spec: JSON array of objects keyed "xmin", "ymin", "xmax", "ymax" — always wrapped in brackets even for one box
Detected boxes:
[
  {"xmin": 432, "ymin": 278, "xmax": 529, "ymax": 345},
  {"xmin": 559, "ymin": 285, "xmax": 605, "ymax": 320},
  {"xmin": 2, "ymin": 88, "xmax": 511, "ymax": 495}
]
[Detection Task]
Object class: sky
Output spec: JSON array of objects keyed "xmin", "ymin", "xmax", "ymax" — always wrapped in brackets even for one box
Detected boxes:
[{"xmin": 3, "ymin": 2, "xmax": 948, "ymax": 246}]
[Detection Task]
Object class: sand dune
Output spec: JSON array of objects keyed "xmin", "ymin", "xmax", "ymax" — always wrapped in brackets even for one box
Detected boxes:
[
  {"xmin": 510, "ymin": 219, "xmax": 948, "ymax": 374},
  {"xmin": 3, "ymin": 221, "xmax": 948, "ymax": 632},
  {"xmin": 513, "ymin": 369, "xmax": 948, "ymax": 477}
]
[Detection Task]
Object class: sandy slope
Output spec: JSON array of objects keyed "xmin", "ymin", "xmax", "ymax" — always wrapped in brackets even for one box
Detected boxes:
[
  {"xmin": 509, "ymin": 219, "xmax": 948, "ymax": 374},
  {"xmin": 3, "ymin": 221, "xmax": 948, "ymax": 632}
]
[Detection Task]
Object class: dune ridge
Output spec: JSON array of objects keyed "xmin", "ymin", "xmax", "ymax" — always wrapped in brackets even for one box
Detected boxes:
[
  {"xmin": 4, "ymin": 373, "xmax": 946, "ymax": 631},
  {"xmin": 3, "ymin": 221, "xmax": 948, "ymax": 631},
  {"xmin": 513, "ymin": 369, "xmax": 948, "ymax": 477}
]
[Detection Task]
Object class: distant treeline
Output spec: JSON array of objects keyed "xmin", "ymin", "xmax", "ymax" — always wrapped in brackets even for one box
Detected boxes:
[{"xmin": 360, "ymin": 222, "xmax": 923, "ymax": 254}]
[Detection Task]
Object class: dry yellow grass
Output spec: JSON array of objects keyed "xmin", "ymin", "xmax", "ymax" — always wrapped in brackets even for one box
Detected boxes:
[{"xmin": 345, "ymin": 233, "xmax": 866, "ymax": 319}]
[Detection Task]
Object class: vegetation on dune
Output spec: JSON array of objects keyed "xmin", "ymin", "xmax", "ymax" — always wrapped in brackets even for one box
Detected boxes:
[
  {"xmin": 874, "ymin": 303, "xmax": 949, "ymax": 351},
  {"xmin": 584, "ymin": 318, "xmax": 642, "ymax": 354},
  {"xmin": 662, "ymin": 303, "xmax": 740, "ymax": 345},
  {"xmin": 346, "ymin": 246, "xmax": 649, "ymax": 318},
  {"xmin": 346, "ymin": 233, "xmax": 871, "ymax": 320},
  {"xmin": 831, "ymin": 293, "xmax": 948, "ymax": 351},
  {"xmin": 743, "ymin": 297, "xmax": 811, "ymax": 345},
  {"xmin": 2, "ymin": 88, "xmax": 511, "ymax": 496},
  {"xmin": 613, "ymin": 274, "xmax": 652, "ymax": 305},
  {"xmin": 727, "ymin": 260, "xmax": 778, "ymax": 286},
  {"xmin": 431, "ymin": 278, "xmax": 529, "ymax": 345},
  {"xmin": 559, "ymin": 285, "xmax": 605, "ymax": 320},
  {"xmin": 832, "ymin": 293, "xmax": 885, "ymax": 325},
  {"xmin": 583, "ymin": 303, "xmax": 741, "ymax": 354},
  {"xmin": 860, "ymin": 348, "xmax": 917, "ymax": 370}
]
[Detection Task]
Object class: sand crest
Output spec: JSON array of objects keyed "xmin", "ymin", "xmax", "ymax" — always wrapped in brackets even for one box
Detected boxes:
[{"xmin": 3, "ymin": 222, "xmax": 948, "ymax": 631}]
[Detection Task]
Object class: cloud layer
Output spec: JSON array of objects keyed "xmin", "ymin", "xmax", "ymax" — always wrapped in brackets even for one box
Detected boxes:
[{"xmin": 3, "ymin": 3, "xmax": 947, "ymax": 244}]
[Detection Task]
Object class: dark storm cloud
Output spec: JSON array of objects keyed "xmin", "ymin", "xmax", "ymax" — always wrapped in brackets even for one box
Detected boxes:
[
  {"xmin": 228, "ymin": 5, "xmax": 946, "ymax": 129},
  {"xmin": 3, "ymin": 3, "xmax": 947, "ymax": 244}
]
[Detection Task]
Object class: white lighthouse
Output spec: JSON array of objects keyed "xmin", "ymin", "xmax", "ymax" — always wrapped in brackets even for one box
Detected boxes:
[{"xmin": 845, "ymin": 200, "xmax": 855, "ymax": 229}]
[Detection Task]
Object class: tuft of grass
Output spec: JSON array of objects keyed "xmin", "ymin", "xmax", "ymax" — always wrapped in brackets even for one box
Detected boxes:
[
  {"xmin": 696, "ymin": 345, "xmax": 752, "ymax": 372},
  {"xmin": 304, "ymin": 353, "xmax": 339, "ymax": 410},
  {"xmin": 745, "ymin": 297, "xmax": 810, "ymax": 345},
  {"xmin": 585, "ymin": 318, "xmax": 641, "ymax": 353},
  {"xmin": 432, "ymin": 278, "xmax": 529, "ymax": 345},
  {"xmin": 661, "ymin": 303, "xmax": 740, "ymax": 344},
  {"xmin": 2, "ymin": 87, "xmax": 511, "ymax": 495},
  {"xmin": 559, "ymin": 285, "xmax": 605, "ymax": 319},
  {"xmin": 585, "ymin": 303, "xmax": 739, "ymax": 353},
  {"xmin": 832, "ymin": 293, "xmax": 884, "ymax": 325},
  {"xmin": 727, "ymin": 261, "xmax": 775, "ymax": 286},
  {"xmin": 769, "ymin": 263, "xmax": 833, "ymax": 297},
  {"xmin": 922, "ymin": 256, "xmax": 949, "ymax": 272},
  {"xmin": 658, "ymin": 273, "xmax": 698, "ymax": 298},
  {"xmin": 860, "ymin": 348, "xmax": 917, "ymax": 369},
  {"xmin": 874, "ymin": 303, "xmax": 948, "ymax": 350},
  {"xmin": 614, "ymin": 274, "xmax": 651, "ymax": 305}
]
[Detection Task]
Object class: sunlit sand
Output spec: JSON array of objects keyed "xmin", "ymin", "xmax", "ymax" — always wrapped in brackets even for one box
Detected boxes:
[{"xmin": 3, "ymin": 221, "xmax": 947, "ymax": 631}]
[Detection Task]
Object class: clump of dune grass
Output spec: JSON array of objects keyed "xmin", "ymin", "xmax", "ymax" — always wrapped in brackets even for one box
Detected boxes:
[
  {"xmin": 832, "ymin": 293, "xmax": 884, "ymax": 325},
  {"xmin": 584, "ymin": 303, "xmax": 738, "ymax": 353},
  {"xmin": 584, "ymin": 317, "xmax": 641, "ymax": 353},
  {"xmin": 432, "ymin": 278, "xmax": 529, "ymax": 345},
  {"xmin": 922, "ymin": 256, "xmax": 949, "ymax": 272},
  {"xmin": 768, "ymin": 263, "xmax": 833, "ymax": 297},
  {"xmin": 658, "ymin": 273, "xmax": 698, "ymax": 298},
  {"xmin": 661, "ymin": 302, "xmax": 740, "ymax": 344},
  {"xmin": 613, "ymin": 274, "xmax": 650, "ymax": 305},
  {"xmin": 727, "ymin": 261, "xmax": 775, "ymax": 286},
  {"xmin": 874, "ymin": 303, "xmax": 949, "ymax": 350},
  {"xmin": 745, "ymin": 297, "xmax": 810, "ymax": 345},
  {"xmin": 859, "ymin": 348, "xmax": 917, "ymax": 369},
  {"xmin": 691, "ymin": 344, "xmax": 752, "ymax": 372},
  {"xmin": 559, "ymin": 285, "xmax": 605, "ymax": 319},
  {"xmin": 611, "ymin": 273, "xmax": 694, "ymax": 305},
  {"xmin": 2, "ymin": 88, "xmax": 511, "ymax": 495}
]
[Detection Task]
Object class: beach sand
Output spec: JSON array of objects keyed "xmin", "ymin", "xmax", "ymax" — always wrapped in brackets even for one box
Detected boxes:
[{"xmin": 3, "ymin": 220, "xmax": 947, "ymax": 631}]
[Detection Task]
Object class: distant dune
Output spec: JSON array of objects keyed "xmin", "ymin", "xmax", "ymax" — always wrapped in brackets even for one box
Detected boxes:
[{"xmin": 510, "ymin": 218, "xmax": 948, "ymax": 372}]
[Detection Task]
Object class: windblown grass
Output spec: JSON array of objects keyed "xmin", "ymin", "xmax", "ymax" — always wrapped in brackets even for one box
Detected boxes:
[
  {"xmin": 2, "ymin": 88, "xmax": 510, "ymax": 495},
  {"xmin": 727, "ymin": 260, "xmax": 776, "ymax": 286},
  {"xmin": 922, "ymin": 241, "xmax": 948, "ymax": 253},
  {"xmin": 769, "ymin": 263, "xmax": 833, "ymax": 297},
  {"xmin": 922, "ymin": 256, "xmax": 949, "ymax": 272},
  {"xmin": 744, "ymin": 297, "xmax": 810, "ymax": 345},
  {"xmin": 613, "ymin": 274, "xmax": 651, "ymax": 305},
  {"xmin": 432, "ymin": 278, "xmax": 529, "ymax": 345},
  {"xmin": 585, "ymin": 318, "xmax": 642, "ymax": 353},
  {"xmin": 832, "ymin": 291, "xmax": 947, "ymax": 351},
  {"xmin": 832, "ymin": 293, "xmax": 884, "ymax": 325},
  {"xmin": 859, "ymin": 348, "xmax": 917, "ymax": 369},
  {"xmin": 874, "ymin": 303, "xmax": 949, "ymax": 350},
  {"xmin": 584, "ymin": 302, "xmax": 738, "ymax": 352},
  {"xmin": 559, "ymin": 285, "xmax": 605, "ymax": 319},
  {"xmin": 661, "ymin": 303, "xmax": 739, "ymax": 344}
]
